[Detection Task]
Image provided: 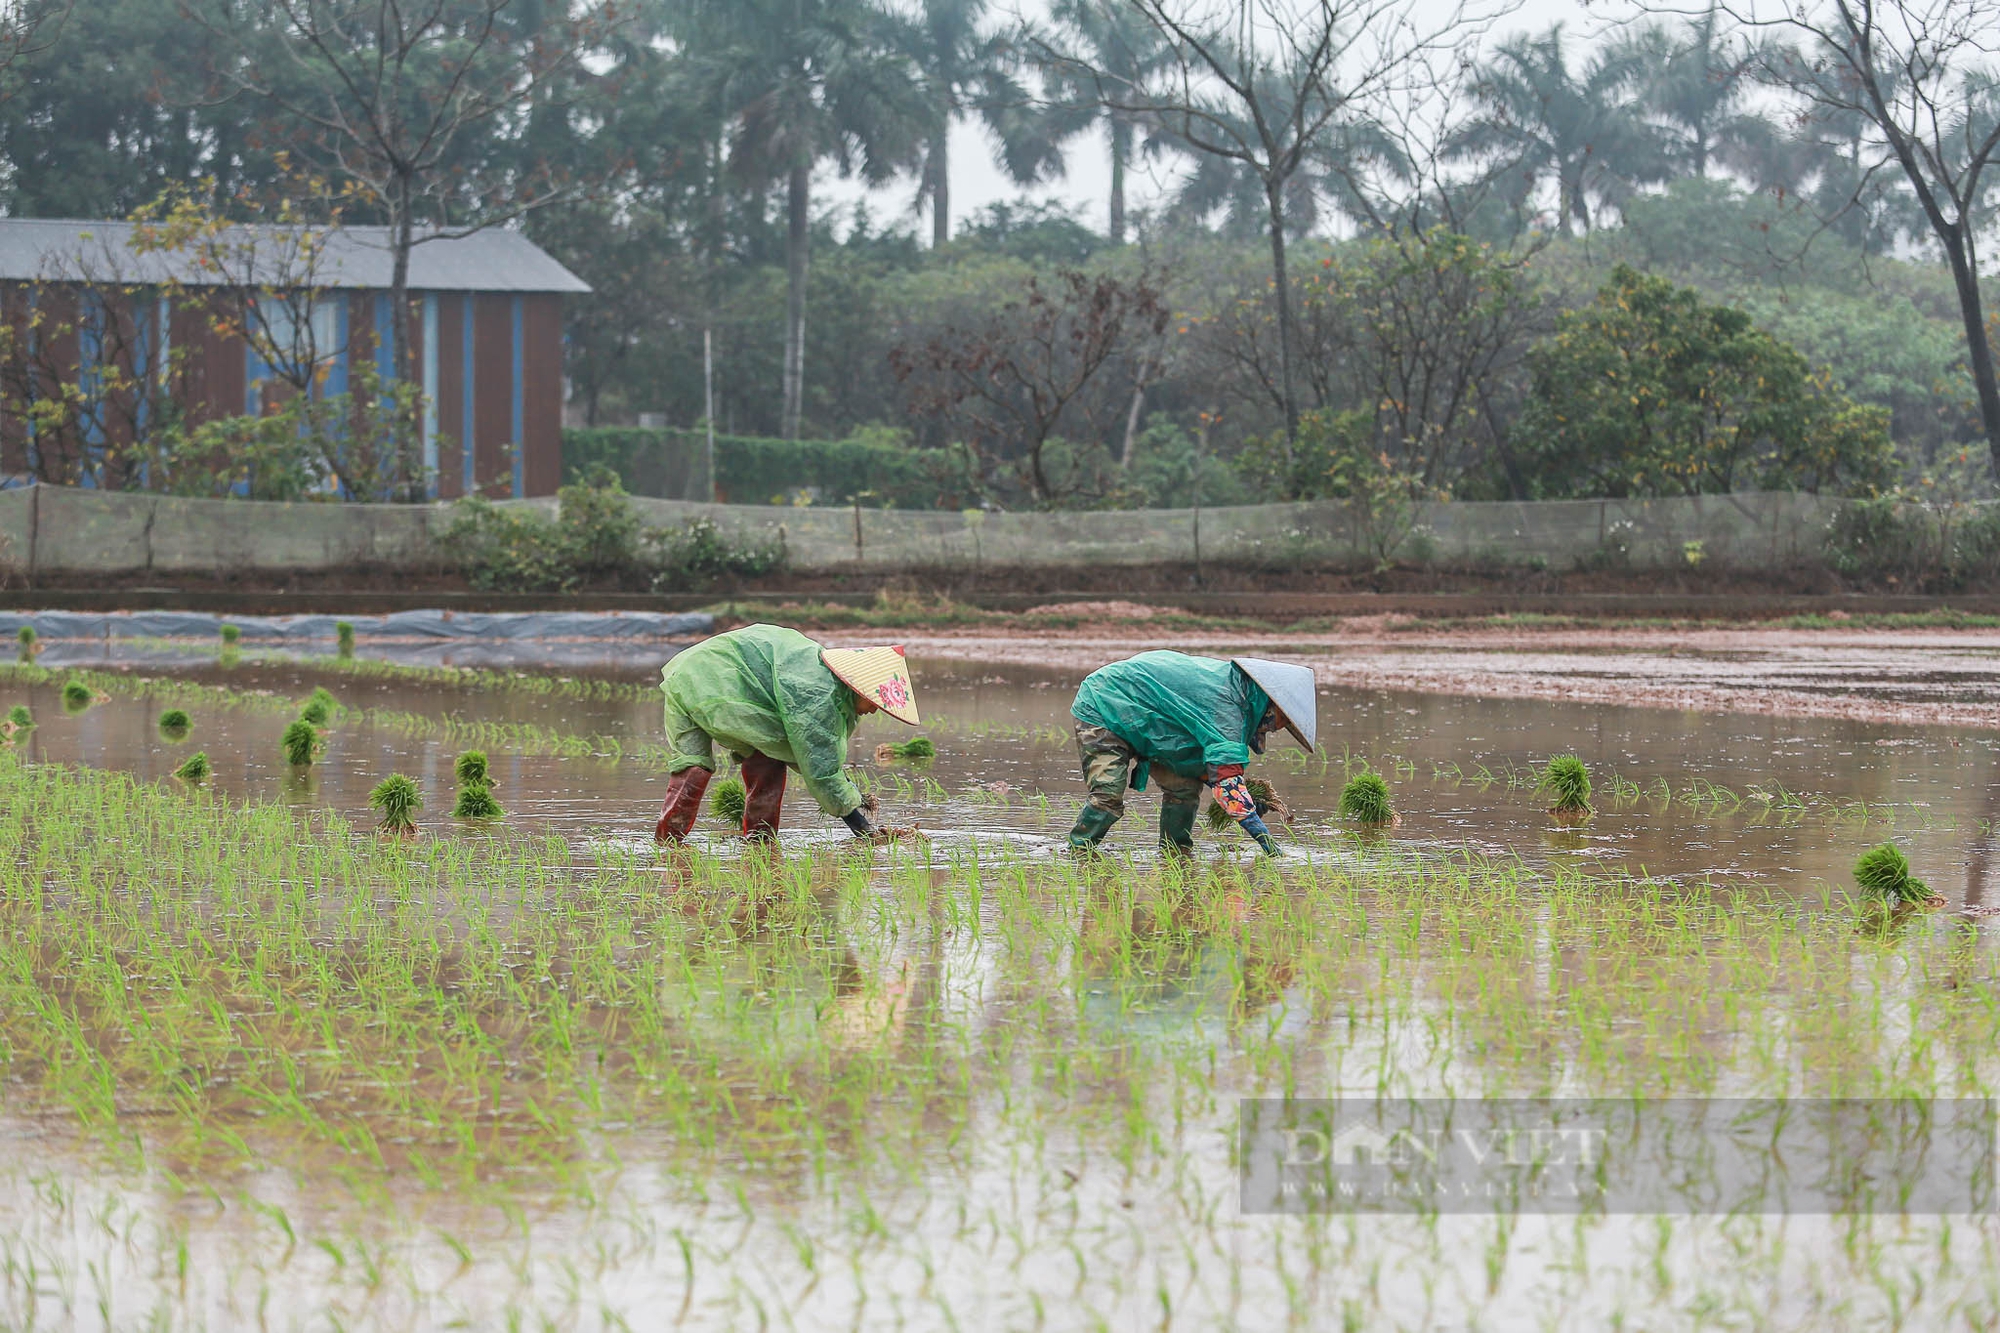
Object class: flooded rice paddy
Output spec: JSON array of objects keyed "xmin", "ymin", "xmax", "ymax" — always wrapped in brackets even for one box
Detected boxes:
[{"xmin": 2, "ymin": 645, "xmax": 2000, "ymax": 1329}]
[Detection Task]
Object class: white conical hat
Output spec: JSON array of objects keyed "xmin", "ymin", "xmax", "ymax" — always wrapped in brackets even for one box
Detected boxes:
[
  {"xmin": 821, "ymin": 645, "xmax": 921, "ymax": 725},
  {"xmin": 1232, "ymin": 658, "xmax": 1318, "ymax": 752}
]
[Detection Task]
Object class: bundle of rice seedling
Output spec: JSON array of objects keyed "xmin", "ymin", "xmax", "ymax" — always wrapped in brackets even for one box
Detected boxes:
[
  {"xmin": 1339, "ymin": 772, "xmax": 1394, "ymax": 825},
  {"xmin": 1205, "ymin": 777, "xmax": 1294, "ymax": 831},
  {"xmin": 280, "ymin": 719, "xmax": 321, "ymax": 767},
  {"xmin": 219, "ymin": 624, "xmax": 241, "ymax": 646},
  {"xmin": 157, "ymin": 708, "xmax": 192, "ymax": 740},
  {"xmin": 1248, "ymin": 777, "xmax": 1291, "ymax": 823},
  {"xmin": 336, "ymin": 621, "xmax": 356, "ymax": 659},
  {"xmin": 1854, "ymin": 843, "xmax": 1935, "ymax": 906},
  {"xmin": 15, "ymin": 626, "xmax": 34, "ymax": 661},
  {"xmin": 1537, "ymin": 755, "xmax": 1593, "ymax": 815},
  {"xmin": 7, "ymin": 705, "xmax": 31, "ymax": 728},
  {"xmin": 174, "ymin": 751, "xmax": 210, "ymax": 781},
  {"xmin": 452, "ymin": 782, "xmax": 503, "ymax": 819},
  {"xmin": 369, "ymin": 774, "xmax": 422, "ymax": 834},
  {"xmin": 451, "ymin": 750, "xmax": 503, "ymax": 819},
  {"xmin": 298, "ymin": 687, "xmax": 338, "ymax": 726},
  {"xmin": 874, "ymin": 736, "xmax": 938, "ymax": 763},
  {"xmin": 710, "ymin": 776, "xmax": 747, "ymax": 823}
]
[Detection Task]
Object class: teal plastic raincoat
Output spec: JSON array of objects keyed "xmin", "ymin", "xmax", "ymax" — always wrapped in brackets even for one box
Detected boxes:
[
  {"xmin": 1070, "ymin": 651, "xmax": 1271, "ymax": 791},
  {"xmin": 660, "ymin": 624, "xmax": 863, "ymax": 816}
]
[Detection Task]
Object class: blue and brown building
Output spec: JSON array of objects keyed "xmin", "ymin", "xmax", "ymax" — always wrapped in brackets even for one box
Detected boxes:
[{"xmin": 0, "ymin": 220, "xmax": 588, "ymax": 497}]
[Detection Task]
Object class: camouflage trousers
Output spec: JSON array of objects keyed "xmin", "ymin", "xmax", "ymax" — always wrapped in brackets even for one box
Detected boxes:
[{"xmin": 1075, "ymin": 723, "xmax": 1205, "ymax": 820}]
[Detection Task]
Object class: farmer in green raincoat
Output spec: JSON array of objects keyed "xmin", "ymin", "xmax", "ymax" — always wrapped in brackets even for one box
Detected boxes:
[
  {"xmin": 1065, "ymin": 652, "xmax": 1318, "ymax": 855},
  {"xmin": 654, "ymin": 624, "xmax": 922, "ymax": 842}
]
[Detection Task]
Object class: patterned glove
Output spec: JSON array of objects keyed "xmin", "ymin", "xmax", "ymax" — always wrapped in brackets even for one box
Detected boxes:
[{"xmin": 1213, "ymin": 774, "xmax": 1281, "ymax": 855}]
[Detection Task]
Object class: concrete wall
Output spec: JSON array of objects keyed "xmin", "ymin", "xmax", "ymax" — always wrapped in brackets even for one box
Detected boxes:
[{"xmin": 0, "ymin": 484, "xmax": 1852, "ymax": 578}]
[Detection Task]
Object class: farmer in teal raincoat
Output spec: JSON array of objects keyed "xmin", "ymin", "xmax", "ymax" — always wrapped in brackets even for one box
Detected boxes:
[
  {"xmin": 654, "ymin": 624, "xmax": 922, "ymax": 842},
  {"xmin": 1065, "ymin": 652, "xmax": 1318, "ymax": 855}
]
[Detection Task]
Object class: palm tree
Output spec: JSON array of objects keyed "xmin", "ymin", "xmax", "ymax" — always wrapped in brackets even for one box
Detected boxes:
[
  {"xmin": 688, "ymin": 0, "xmax": 921, "ymax": 440},
  {"xmin": 1617, "ymin": 10, "xmax": 1771, "ymax": 181},
  {"xmin": 1449, "ymin": 25, "xmax": 1665, "ymax": 235},
  {"xmin": 898, "ymin": 0, "xmax": 1064, "ymax": 247},
  {"xmin": 1043, "ymin": 0, "xmax": 1172, "ymax": 243},
  {"xmin": 1166, "ymin": 105, "xmax": 1407, "ymax": 239}
]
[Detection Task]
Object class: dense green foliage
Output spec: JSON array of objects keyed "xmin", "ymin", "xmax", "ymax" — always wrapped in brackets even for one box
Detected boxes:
[
  {"xmin": 1823, "ymin": 490, "xmax": 2000, "ymax": 590},
  {"xmin": 3, "ymin": 3, "xmax": 1995, "ymax": 510},
  {"xmin": 440, "ymin": 469, "xmax": 789, "ymax": 591},
  {"xmin": 157, "ymin": 708, "xmax": 191, "ymax": 740},
  {"xmin": 1514, "ymin": 266, "xmax": 1895, "ymax": 498}
]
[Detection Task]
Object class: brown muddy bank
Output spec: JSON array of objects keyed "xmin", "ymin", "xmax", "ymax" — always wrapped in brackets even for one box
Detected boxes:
[{"xmin": 881, "ymin": 620, "xmax": 2000, "ymax": 731}]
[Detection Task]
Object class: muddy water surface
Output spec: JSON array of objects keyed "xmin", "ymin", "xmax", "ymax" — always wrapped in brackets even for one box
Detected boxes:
[{"xmin": 10, "ymin": 651, "xmax": 1999, "ymax": 902}]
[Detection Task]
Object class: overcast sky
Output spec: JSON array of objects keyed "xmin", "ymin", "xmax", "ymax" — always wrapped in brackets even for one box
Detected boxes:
[{"xmin": 821, "ymin": 0, "xmax": 1647, "ymax": 239}]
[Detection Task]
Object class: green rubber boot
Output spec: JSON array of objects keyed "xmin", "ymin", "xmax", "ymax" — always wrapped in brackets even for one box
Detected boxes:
[
  {"xmin": 1159, "ymin": 801, "xmax": 1198, "ymax": 855},
  {"xmin": 1067, "ymin": 803, "xmax": 1120, "ymax": 851}
]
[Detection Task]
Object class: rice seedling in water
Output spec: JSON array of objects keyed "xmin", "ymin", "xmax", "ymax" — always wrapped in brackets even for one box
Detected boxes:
[
  {"xmin": 335, "ymin": 621, "xmax": 356, "ymax": 659},
  {"xmin": 15, "ymin": 624, "xmax": 34, "ymax": 661},
  {"xmin": 452, "ymin": 781, "xmax": 503, "ymax": 819},
  {"xmin": 451, "ymin": 749, "xmax": 503, "ymax": 819},
  {"xmin": 219, "ymin": 623, "xmax": 240, "ymax": 646},
  {"xmin": 1853, "ymin": 842, "xmax": 1939, "ymax": 907},
  {"xmin": 157, "ymin": 707, "xmax": 191, "ymax": 740},
  {"xmin": 1339, "ymin": 771, "xmax": 1396, "ymax": 825},
  {"xmin": 61, "ymin": 678, "xmax": 94, "ymax": 712},
  {"xmin": 711, "ymin": 776, "xmax": 747, "ymax": 823},
  {"xmin": 7, "ymin": 704, "xmax": 30, "ymax": 728},
  {"xmin": 874, "ymin": 736, "xmax": 938, "ymax": 763},
  {"xmin": 297, "ymin": 687, "xmax": 338, "ymax": 727},
  {"xmin": 280, "ymin": 719, "xmax": 321, "ymax": 767},
  {"xmin": 368, "ymin": 773, "xmax": 422, "ymax": 834},
  {"xmin": 173, "ymin": 750, "xmax": 210, "ymax": 781},
  {"xmin": 1537, "ymin": 754, "xmax": 1593, "ymax": 817},
  {"xmin": 454, "ymin": 750, "xmax": 490, "ymax": 786},
  {"xmin": 1, "ymin": 735, "xmax": 1997, "ymax": 1327}
]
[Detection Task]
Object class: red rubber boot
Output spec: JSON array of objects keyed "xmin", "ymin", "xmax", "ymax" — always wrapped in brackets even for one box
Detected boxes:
[
  {"xmin": 654, "ymin": 766, "xmax": 713, "ymax": 843},
  {"xmin": 740, "ymin": 752, "xmax": 788, "ymax": 840}
]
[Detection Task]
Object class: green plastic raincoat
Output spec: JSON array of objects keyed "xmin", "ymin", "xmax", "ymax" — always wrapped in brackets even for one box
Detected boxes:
[
  {"xmin": 660, "ymin": 624, "xmax": 863, "ymax": 816},
  {"xmin": 1070, "ymin": 651, "xmax": 1270, "ymax": 791}
]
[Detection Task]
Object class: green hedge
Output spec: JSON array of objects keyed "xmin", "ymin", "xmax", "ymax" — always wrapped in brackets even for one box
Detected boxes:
[{"xmin": 563, "ymin": 427, "xmax": 950, "ymax": 509}]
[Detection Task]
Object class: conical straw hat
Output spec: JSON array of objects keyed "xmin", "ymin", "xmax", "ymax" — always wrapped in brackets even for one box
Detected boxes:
[
  {"xmin": 1232, "ymin": 657, "xmax": 1317, "ymax": 752},
  {"xmin": 822, "ymin": 645, "xmax": 921, "ymax": 725}
]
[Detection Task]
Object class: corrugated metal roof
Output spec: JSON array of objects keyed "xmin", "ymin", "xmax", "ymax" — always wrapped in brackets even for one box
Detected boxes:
[{"xmin": 0, "ymin": 219, "xmax": 591, "ymax": 293}]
